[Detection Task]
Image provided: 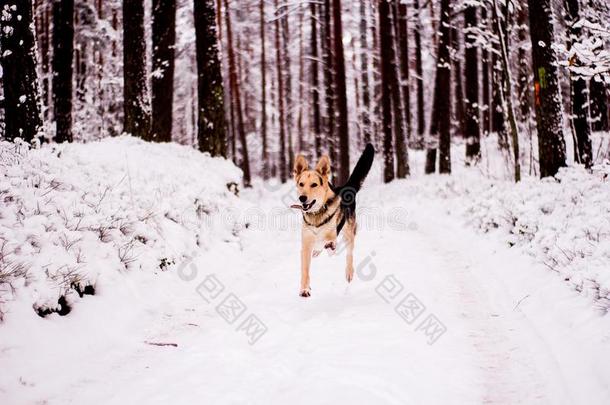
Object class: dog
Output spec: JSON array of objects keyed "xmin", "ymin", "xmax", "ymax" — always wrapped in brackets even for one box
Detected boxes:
[{"xmin": 292, "ymin": 144, "xmax": 375, "ymax": 297}]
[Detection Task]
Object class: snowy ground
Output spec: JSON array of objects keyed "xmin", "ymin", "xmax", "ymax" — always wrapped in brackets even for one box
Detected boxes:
[{"xmin": 1, "ymin": 138, "xmax": 610, "ymax": 404}]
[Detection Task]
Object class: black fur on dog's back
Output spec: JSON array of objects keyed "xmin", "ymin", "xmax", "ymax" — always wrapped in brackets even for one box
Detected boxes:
[{"xmin": 331, "ymin": 144, "xmax": 375, "ymax": 231}]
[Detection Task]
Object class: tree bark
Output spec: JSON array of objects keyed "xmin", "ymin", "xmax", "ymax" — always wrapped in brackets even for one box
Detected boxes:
[
  {"xmin": 451, "ymin": 25, "xmax": 465, "ymax": 139},
  {"xmin": 359, "ymin": 0, "xmax": 371, "ymax": 145},
  {"xmin": 332, "ymin": 0, "xmax": 350, "ymax": 184},
  {"xmin": 527, "ymin": 0, "xmax": 566, "ymax": 177},
  {"xmin": 223, "ymin": 0, "xmax": 251, "ymax": 186},
  {"xmin": 464, "ymin": 4, "xmax": 480, "ymax": 163},
  {"xmin": 413, "ymin": 0, "xmax": 425, "ymax": 148},
  {"xmin": 310, "ymin": 3, "xmax": 322, "ymax": 157},
  {"xmin": 260, "ymin": 0, "xmax": 269, "ymax": 177},
  {"xmin": 281, "ymin": 7, "xmax": 294, "ymax": 172},
  {"xmin": 481, "ymin": 6, "xmax": 491, "ymax": 136},
  {"xmin": 274, "ymin": 0, "xmax": 288, "ymax": 182},
  {"xmin": 437, "ymin": 0, "xmax": 452, "ymax": 173},
  {"xmin": 123, "ymin": 0, "xmax": 151, "ymax": 139},
  {"xmin": 322, "ymin": 0, "xmax": 336, "ymax": 167},
  {"xmin": 396, "ymin": 1, "xmax": 412, "ymax": 145},
  {"xmin": 194, "ymin": 0, "xmax": 227, "ymax": 157},
  {"xmin": 151, "ymin": 0, "xmax": 176, "ymax": 142},
  {"xmin": 0, "ymin": 0, "xmax": 43, "ymax": 142},
  {"xmin": 52, "ymin": 0, "xmax": 74, "ymax": 143},
  {"xmin": 564, "ymin": 0, "xmax": 592, "ymax": 168},
  {"xmin": 379, "ymin": 0, "xmax": 395, "ymax": 182},
  {"xmin": 493, "ymin": 0, "xmax": 521, "ymax": 181},
  {"xmin": 389, "ymin": 1, "xmax": 408, "ymax": 178},
  {"xmin": 590, "ymin": 79, "xmax": 608, "ymax": 132}
]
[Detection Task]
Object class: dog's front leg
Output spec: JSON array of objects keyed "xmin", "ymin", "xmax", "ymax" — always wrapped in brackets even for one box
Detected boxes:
[{"xmin": 300, "ymin": 233, "xmax": 314, "ymax": 297}]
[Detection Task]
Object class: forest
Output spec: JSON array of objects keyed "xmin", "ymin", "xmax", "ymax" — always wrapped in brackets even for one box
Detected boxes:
[
  {"xmin": 2, "ymin": 0, "xmax": 610, "ymax": 403},
  {"xmin": 1, "ymin": 0, "xmax": 608, "ymax": 183}
]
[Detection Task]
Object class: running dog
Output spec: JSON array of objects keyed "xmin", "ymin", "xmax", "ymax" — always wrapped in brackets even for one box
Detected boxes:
[{"xmin": 292, "ymin": 144, "xmax": 375, "ymax": 297}]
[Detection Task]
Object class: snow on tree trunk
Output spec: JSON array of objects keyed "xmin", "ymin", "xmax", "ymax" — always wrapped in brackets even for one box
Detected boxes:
[
  {"xmin": 194, "ymin": 0, "xmax": 227, "ymax": 157},
  {"xmin": 151, "ymin": 0, "xmax": 176, "ymax": 143},
  {"xmin": 527, "ymin": 0, "xmax": 567, "ymax": 178},
  {"xmin": 123, "ymin": 0, "xmax": 151, "ymax": 140},
  {"xmin": 0, "ymin": 0, "xmax": 43, "ymax": 143}
]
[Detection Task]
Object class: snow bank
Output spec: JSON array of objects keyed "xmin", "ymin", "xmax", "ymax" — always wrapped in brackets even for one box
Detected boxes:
[
  {"xmin": 0, "ymin": 136, "xmax": 244, "ymax": 320},
  {"xmin": 396, "ymin": 160, "xmax": 610, "ymax": 312}
]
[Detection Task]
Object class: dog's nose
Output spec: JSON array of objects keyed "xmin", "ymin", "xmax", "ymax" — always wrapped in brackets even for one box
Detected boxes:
[{"xmin": 299, "ymin": 195, "xmax": 308, "ymax": 203}]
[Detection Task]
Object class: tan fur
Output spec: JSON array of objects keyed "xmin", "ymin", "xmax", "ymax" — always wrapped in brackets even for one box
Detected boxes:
[{"xmin": 293, "ymin": 154, "xmax": 358, "ymax": 297}]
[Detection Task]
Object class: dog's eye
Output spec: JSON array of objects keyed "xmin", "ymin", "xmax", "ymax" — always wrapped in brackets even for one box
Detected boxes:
[
  {"xmin": 311, "ymin": 183, "xmax": 318, "ymax": 188},
  {"xmin": 299, "ymin": 182, "xmax": 304, "ymax": 187}
]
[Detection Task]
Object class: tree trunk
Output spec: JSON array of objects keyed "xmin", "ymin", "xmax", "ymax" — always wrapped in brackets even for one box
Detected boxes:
[
  {"xmin": 564, "ymin": 0, "xmax": 592, "ymax": 168},
  {"xmin": 223, "ymin": 0, "xmax": 251, "ymax": 186},
  {"xmin": 413, "ymin": 0, "xmax": 425, "ymax": 149},
  {"xmin": 437, "ymin": 0, "xmax": 451, "ymax": 173},
  {"xmin": 359, "ymin": 0, "xmax": 371, "ymax": 145},
  {"xmin": 123, "ymin": 0, "xmax": 151, "ymax": 139},
  {"xmin": 151, "ymin": 0, "xmax": 176, "ymax": 142},
  {"xmin": 527, "ymin": 0, "xmax": 566, "ymax": 177},
  {"xmin": 281, "ymin": 7, "xmax": 294, "ymax": 172},
  {"xmin": 481, "ymin": 6, "xmax": 491, "ymax": 136},
  {"xmin": 389, "ymin": 1, "xmax": 408, "ymax": 178},
  {"xmin": 52, "ymin": 0, "xmax": 74, "ymax": 143},
  {"xmin": 322, "ymin": 0, "xmax": 336, "ymax": 167},
  {"xmin": 493, "ymin": 0, "xmax": 521, "ymax": 181},
  {"xmin": 274, "ymin": 0, "xmax": 288, "ymax": 182},
  {"xmin": 451, "ymin": 25, "xmax": 465, "ymax": 139},
  {"xmin": 332, "ymin": 0, "xmax": 350, "ymax": 184},
  {"xmin": 260, "ymin": 0, "xmax": 269, "ymax": 177},
  {"xmin": 310, "ymin": 3, "xmax": 322, "ymax": 157},
  {"xmin": 464, "ymin": 4, "xmax": 480, "ymax": 163},
  {"xmin": 379, "ymin": 0, "xmax": 395, "ymax": 182},
  {"xmin": 194, "ymin": 0, "xmax": 227, "ymax": 157},
  {"xmin": 516, "ymin": 4, "xmax": 531, "ymax": 122},
  {"xmin": 396, "ymin": 2, "xmax": 412, "ymax": 145},
  {"xmin": 0, "ymin": 0, "xmax": 42, "ymax": 142},
  {"xmin": 590, "ymin": 79, "xmax": 608, "ymax": 132}
]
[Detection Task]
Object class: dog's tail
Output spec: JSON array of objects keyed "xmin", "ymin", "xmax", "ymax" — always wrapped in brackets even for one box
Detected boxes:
[{"xmin": 344, "ymin": 143, "xmax": 375, "ymax": 193}]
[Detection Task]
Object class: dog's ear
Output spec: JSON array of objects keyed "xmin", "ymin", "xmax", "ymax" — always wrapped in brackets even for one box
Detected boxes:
[
  {"xmin": 293, "ymin": 154, "xmax": 308, "ymax": 179},
  {"xmin": 315, "ymin": 155, "xmax": 331, "ymax": 179}
]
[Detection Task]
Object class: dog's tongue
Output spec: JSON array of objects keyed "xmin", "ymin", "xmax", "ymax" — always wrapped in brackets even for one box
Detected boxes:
[{"xmin": 290, "ymin": 204, "xmax": 303, "ymax": 210}]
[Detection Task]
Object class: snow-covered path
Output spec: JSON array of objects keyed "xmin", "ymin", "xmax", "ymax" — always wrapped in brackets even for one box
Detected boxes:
[{"xmin": 2, "ymin": 181, "xmax": 609, "ymax": 404}]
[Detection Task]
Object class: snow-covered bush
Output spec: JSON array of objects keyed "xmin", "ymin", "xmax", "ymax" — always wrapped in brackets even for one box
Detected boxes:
[
  {"xmin": 450, "ymin": 166, "xmax": 610, "ymax": 311},
  {"xmin": 0, "ymin": 136, "xmax": 244, "ymax": 320}
]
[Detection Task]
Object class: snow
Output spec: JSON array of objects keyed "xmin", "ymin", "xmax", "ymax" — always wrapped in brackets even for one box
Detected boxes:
[{"xmin": 1, "ymin": 138, "xmax": 610, "ymax": 404}]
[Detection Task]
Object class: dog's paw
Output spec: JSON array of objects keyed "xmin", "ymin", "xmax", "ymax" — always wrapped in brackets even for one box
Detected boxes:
[
  {"xmin": 312, "ymin": 249, "xmax": 321, "ymax": 258},
  {"xmin": 299, "ymin": 288, "xmax": 311, "ymax": 298},
  {"xmin": 324, "ymin": 241, "xmax": 336, "ymax": 256},
  {"xmin": 346, "ymin": 266, "xmax": 354, "ymax": 283}
]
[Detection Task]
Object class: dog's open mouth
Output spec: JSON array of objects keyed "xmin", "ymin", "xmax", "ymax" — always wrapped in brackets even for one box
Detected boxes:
[{"xmin": 302, "ymin": 200, "xmax": 316, "ymax": 212}]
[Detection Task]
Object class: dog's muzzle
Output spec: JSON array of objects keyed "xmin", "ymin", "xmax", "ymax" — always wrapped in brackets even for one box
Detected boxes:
[{"xmin": 302, "ymin": 199, "xmax": 316, "ymax": 212}]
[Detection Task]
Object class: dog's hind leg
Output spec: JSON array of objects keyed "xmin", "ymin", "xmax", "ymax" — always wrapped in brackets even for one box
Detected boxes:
[{"xmin": 344, "ymin": 221, "xmax": 355, "ymax": 283}]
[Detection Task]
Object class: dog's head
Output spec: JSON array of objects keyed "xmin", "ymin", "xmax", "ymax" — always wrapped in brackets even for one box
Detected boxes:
[{"xmin": 293, "ymin": 154, "xmax": 332, "ymax": 213}]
